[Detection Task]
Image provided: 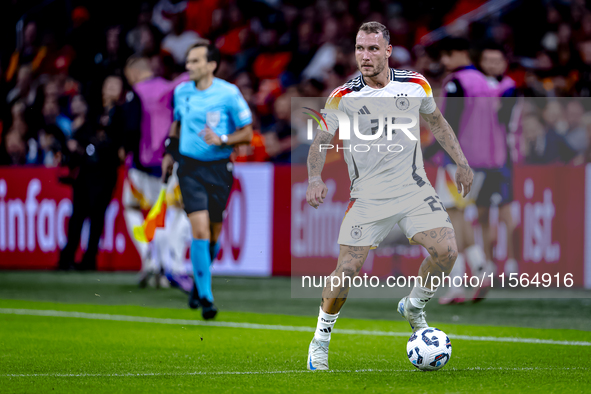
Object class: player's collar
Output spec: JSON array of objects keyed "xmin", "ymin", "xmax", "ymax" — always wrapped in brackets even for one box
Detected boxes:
[{"xmin": 360, "ymin": 69, "xmax": 393, "ymax": 89}]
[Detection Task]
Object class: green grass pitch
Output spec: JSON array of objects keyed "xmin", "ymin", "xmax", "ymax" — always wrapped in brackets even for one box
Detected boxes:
[{"xmin": 0, "ymin": 272, "xmax": 590, "ymax": 393}]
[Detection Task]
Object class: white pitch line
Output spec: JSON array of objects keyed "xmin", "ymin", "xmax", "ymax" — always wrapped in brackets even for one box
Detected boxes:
[
  {"xmin": 1, "ymin": 308, "xmax": 590, "ymax": 347},
  {"xmin": 1, "ymin": 367, "xmax": 588, "ymax": 378}
]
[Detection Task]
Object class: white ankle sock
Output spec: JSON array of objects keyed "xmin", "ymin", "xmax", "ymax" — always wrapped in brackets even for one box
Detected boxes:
[
  {"xmin": 465, "ymin": 244, "xmax": 486, "ymax": 274},
  {"xmin": 504, "ymin": 258, "xmax": 518, "ymax": 275},
  {"xmin": 409, "ymin": 284, "xmax": 437, "ymax": 309},
  {"xmin": 314, "ymin": 307, "xmax": 339, "ymax": 341}
]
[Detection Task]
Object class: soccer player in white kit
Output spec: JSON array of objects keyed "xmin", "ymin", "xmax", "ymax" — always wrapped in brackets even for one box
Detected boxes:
[{"xmin": 306, "ymin": 22, "xmax": 474, "ymax": 371}]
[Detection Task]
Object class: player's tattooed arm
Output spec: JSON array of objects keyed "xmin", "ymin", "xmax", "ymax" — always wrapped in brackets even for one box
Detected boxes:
[
  {"xmin": 307, "ymin": 130, "xmax": 334, "ymax": 178},
  {"xmin": 306, "ymin": 130, "xmax": 334, "ymax": 208},
  {"xmin": 421, "ymin": 108, "xmax": 473, "ymax": 197}
]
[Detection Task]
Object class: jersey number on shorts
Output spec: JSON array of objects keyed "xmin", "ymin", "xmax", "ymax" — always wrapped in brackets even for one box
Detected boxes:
[{"xmin": 424, "ymin": 196, "xmax": 447, "ymax": 212}]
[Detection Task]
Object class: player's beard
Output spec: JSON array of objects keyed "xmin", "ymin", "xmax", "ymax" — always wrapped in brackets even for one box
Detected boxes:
[{"xmin": 359, "ymin": 60, "xmax": 386, "ymax": 78}]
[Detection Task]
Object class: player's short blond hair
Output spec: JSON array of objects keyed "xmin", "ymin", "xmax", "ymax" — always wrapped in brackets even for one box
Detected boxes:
[{"xmin": 359, "ymin": 21, "xmax": 390, "ymax": 45}]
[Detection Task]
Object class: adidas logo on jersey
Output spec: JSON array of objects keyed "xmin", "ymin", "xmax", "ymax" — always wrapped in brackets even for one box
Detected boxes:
[{"xmin": 358, "ymin": 106, "xmax": 371, "ymax": 115}]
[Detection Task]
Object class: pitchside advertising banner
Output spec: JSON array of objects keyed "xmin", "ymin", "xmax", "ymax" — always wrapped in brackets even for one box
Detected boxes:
[
  {"xmin": 0, "ymin": 166, "xmax": 139, "ymax": 270},
  {"xmin": 0, "ymin": 162, "xmax": 591, "ymax": 288},
  {"xmin": 0, "ymin": 164, "xmax": 274, "ymax": 276}
]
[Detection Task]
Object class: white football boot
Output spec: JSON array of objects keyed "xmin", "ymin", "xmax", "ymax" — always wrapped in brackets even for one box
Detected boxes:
[
  {"xmin": 398, "ymin": 296, "xmax": 429, "ymax": 332},
  {"xmin": 307, "ymin": 337, "xmax": 329, "ymax": 371}
]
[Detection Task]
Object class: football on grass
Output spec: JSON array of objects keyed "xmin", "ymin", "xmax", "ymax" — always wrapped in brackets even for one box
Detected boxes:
[{"xmin": 406, "ymin": 327, "xmax": 452, "ymax": 371}]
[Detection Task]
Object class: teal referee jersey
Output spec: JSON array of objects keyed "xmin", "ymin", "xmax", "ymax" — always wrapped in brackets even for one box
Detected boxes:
[{"xmin": 174, "ymin": 78, "xmax": 252, "ymax": 161}]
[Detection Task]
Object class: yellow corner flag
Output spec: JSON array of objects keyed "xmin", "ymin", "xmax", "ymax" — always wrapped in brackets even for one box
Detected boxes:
[{"xmin": 133, "ymin": 186, "xmax": 168, "ymax": 243}]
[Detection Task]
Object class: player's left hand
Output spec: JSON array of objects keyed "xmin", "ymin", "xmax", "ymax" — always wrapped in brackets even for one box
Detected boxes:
[
  {"xmin": 306, "ymin": 176, "xmax": 328, "ymax": 209},
  {"xmin": 200, "ymin": 127, "xmax": 222, "ymax": 146},
  {"xmin": 455, "ymin": 163, "xmax": 473, "ymax": 198}
]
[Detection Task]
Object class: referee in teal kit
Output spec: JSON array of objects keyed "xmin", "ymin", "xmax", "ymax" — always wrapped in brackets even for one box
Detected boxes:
[{"xmin": 162, "ymin": 42, "xmax": 253, "ymax": 319}]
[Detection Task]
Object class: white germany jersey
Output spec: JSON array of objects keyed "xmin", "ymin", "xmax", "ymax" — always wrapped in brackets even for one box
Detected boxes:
[{"xmin": 321, "ymin": 68, "xmax": 437, "ymax": 200}]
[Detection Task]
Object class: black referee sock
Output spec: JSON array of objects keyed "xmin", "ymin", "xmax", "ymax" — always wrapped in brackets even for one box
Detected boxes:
[{"xmin": 209, "ymin": 241, "xmax": 221, "ymax": 263}]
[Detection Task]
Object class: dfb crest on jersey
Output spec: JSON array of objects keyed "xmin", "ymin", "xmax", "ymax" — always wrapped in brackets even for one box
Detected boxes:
[
  {"xmin": 206, "ymin": 111, "xmax": 221, "ymax": 128},
  {"xmin": 395, "ymin": 97, "xmax": 410, "ymax": 111}
]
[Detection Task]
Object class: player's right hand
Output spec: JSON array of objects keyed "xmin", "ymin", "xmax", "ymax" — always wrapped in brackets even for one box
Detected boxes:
[
  {"xmin": 161, "ymin": 153, "xmax": 174, "ymax": 182},
  {"xmin": 455, "ymin": 163, "xmax": 473, "ymax": 198},
  {"xmin": 306, "ymin": 177, "xmax": 328, "ymax": 209}
]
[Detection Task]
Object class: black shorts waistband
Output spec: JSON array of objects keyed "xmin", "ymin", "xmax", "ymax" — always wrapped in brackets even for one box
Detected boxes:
[{"xmin": 180, "ymin": 155, "xmax": 230, "ymax": 167}]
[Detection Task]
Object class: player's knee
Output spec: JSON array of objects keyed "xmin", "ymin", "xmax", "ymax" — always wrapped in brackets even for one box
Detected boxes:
[
  {"xmin": 342, "ymin": 266, "xmax": 357, "ymax": 280},
  {"xmin": 335, "ymin": 262, "xmax": 360, "ymax": 281},
  {"xmin": 191, "ymin": 227, "xmax": 210, "ymax": 240}
]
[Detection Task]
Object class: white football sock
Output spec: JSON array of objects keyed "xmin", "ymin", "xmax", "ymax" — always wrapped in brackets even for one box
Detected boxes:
[
  {"xmin": 465, "ymin": 244, "xmax": 486, "ymax": 274},
  {"xmin": 409, "ymin": 284, "xmax": 436, "ymax": 309},
  {"xmin": 504, "ymin": 258, "xmax": 518, "ymax": 275},
  {"xmin": 314, "ymin": 307, "xmax": 339, "ymax": 341},
  {"xmin": 485, "ymin": 260, "xmax": 498, "ymax": 276}
]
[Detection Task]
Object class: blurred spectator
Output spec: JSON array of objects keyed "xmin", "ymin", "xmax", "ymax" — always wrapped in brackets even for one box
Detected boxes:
[
  {"xmin": 542, "ymin": 100, "xmax": 568, "ymax": 135},
  {"xmin": 26, "ymin": 124, "xmax": 66, "ymax": 166},
  {"xmin": 127, "ymin": 3, "xmax": 159, "ymax": 56},
  {"xmin": 68, "ymin": 6, "xmax": 92, "ymax": 55},
  {"xmin": 521, "ymin": 114, "xmax": 576, "ymax": 164},
  {"xmin": 161, "ymin": 13, "xmax": 200, "ymax": 65},
  {"xmin": 252, "ymin": 29, "xmax": 292, "ymax": 80},
  {"xmin": 185, "ymin": 0, "xmax": 221, "ymax": 37},
  {"xmin": 583, "ymin": 113, "xmax": 591, "ymax": 162},
  {"xmin": 5, "ymin": 21, "xmax": 46, "ymax": 83},
  {"xmin": 8, "ymin": 100, "xmax": 28, "ymax": 137},
  {"xmin": 152, "ymin": 0, "xmax": 187, "ymax": 35},
  {"xmin": 6, "ymin": 65, "xmax": 36, "ymax": 105},
  {"xmin": 564, "ymin": 100, "xmax": 588, "ymax": 155},
  {"xmin": 41, "ymin": 97, "xmax": 72, "ymax": 138},
  {"xmin": 233, "ymin": 130, "xmax": 269, "ymax": 162},
  {"xmin": 214, "ymin": 3, "xmax": 250, "ymax": 57},
  {"xmin": 70, "ymin": 94, "xmax": 89, "ymax": 136},
  {"xmin": 37, "ymin": 30, "xmax": 76, "ymax": 80},
  {"xmin": 92, "ymin": 26, "xmax": 131, "ymax": 82},
  {"xmin": 263, "ymin": 94, "xmax": 292, "ymax": 162},
  {"xmin": 576, "ymin": 39, "xmax": 591, "ymax": 96},
  {"xmin": 302, "ymin": 18, "xmax": 339, "ymax": 82},
  {"xmin": 57, "ymin": 76, "xmax": 130, "ymax": 271},
  {"xmin": 0, "ymin": 127, "xmax": 27, "ymax": 166}
]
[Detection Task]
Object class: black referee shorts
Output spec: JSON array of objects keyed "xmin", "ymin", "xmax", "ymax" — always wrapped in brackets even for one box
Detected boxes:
[{"xmin": 177, "ymin": 155, "xmax": 234, "ymax": 222}]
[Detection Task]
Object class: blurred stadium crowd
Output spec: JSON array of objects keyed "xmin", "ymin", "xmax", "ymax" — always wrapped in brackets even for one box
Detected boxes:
[{"xmin": 1, "ymin": 0, "xmax": 591, "ymax": 168}]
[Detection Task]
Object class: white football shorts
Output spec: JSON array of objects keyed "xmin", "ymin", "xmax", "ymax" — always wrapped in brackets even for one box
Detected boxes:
[{"xmin": 337, "ymin": 185, "xmax": 453, "ymax": 248}]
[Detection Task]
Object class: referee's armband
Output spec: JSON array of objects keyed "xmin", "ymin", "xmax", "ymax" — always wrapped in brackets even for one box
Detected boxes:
[{"xmin": 164, "ymin": 136, "xmax": 181, "ymax": 161}]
